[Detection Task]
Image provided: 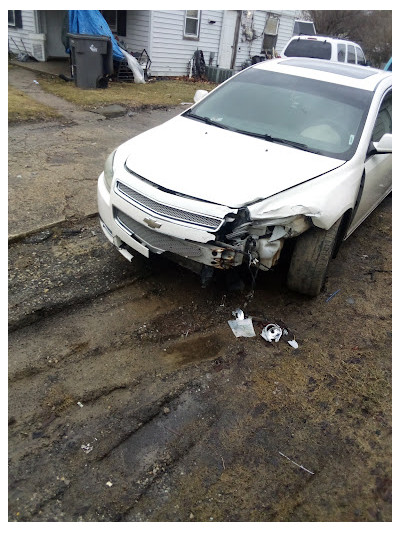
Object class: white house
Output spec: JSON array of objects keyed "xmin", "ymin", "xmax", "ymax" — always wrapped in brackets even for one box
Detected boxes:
[{"xmin": 8, "ymin": 10, "xmax": 302, "ymax": 77}]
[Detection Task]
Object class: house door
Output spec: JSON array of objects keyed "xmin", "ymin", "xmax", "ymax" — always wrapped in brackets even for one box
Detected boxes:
[
  {"xmin": 42, "ymin": 10, "xmax": 69, "ymax": 58},
  {"xmin": 218, "ymin": 10, "xmax": 238, "ymax": 69}
]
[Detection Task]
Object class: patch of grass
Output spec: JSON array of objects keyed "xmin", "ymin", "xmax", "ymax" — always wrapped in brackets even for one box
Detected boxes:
[
  {"xmin": 37, "ymin": 74, "xmax": 218, "ymax": 110},
  {"xmin": 8, "ymin": 85, "xmax": 61, "ymax": 123}
]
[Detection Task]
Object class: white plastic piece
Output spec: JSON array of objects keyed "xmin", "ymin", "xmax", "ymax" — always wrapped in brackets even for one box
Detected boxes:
[
  {"xmin": 287, "ymin": 339, "xmax": 299, "ymax": 349},
  {"xmin": 261, "ymin": 324, "xmax": 283, "ymax": 342},
  {"xmin": 232, "ymin": 308, "xmax": 245, "ymax": 320},
  {"xmin": 228, "ymin": 318, "xmax": 256, "ymax": 337},
  {"xmin": 120, "ymin": 49, "xmax": 145, "ymax": 84}
]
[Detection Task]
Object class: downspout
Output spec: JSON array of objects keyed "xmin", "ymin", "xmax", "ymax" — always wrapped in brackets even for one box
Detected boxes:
[
  {"xmin": 230, "ymin": 10, "xmax": 242, "ymax": 70},
  {"xmin": 34, "ymin": 10, "xmax": 43, "ymax": 33},
  {"xmin": 148, "ymin": 10, "xmax": 153, "ymax": 66}
]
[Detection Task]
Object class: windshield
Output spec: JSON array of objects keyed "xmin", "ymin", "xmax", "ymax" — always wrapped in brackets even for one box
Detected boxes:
[{"xmin": 185, "ymin": 68, "xmax": 372, "ymax": 160}]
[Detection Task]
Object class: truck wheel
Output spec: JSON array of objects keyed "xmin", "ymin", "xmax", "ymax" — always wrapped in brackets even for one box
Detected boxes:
[{"xmin": 286, "ymin": 217, "xmax": 342, "ymax": 296}]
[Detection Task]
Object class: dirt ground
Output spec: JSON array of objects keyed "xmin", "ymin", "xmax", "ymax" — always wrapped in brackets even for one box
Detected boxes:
[{"xmin": 8, "ymin": 77, "xmax": 392, "ymax": 522}]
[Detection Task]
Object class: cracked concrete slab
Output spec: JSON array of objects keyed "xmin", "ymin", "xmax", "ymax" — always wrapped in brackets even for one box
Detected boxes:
[{"xmin": 8, "ymin": 78, "xmax": 184, "ymax": 237}]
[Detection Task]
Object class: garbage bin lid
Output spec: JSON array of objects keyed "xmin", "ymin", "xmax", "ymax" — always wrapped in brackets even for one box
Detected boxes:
[{"xmin": 67, "ymin": 33, "xmax": 111, "ymax": 42}]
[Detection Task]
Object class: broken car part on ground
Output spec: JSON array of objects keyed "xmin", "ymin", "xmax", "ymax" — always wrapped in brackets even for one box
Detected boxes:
[{"xmin": 98, "ymin": 57, "xmax": 392, "ymax": 296}]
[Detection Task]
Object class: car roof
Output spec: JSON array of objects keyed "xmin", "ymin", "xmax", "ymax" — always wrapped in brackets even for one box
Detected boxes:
[
  {"xmin": 254, "ymin": 57, "xmax": 392, "ymax": 91},
  {"xmin": 289, "ymin": 35, "xmax": 359, "ymax": 46}
]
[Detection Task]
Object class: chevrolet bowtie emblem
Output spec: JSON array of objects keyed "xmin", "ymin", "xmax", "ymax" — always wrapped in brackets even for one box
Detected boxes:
[{"xmin": 143, "ymin": 218, "xmax": 162, "ymax": 229}]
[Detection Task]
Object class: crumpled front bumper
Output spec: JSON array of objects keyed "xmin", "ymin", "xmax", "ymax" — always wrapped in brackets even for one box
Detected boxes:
[{"xmin": 97, "ymin": 172, "xmax": 243, "ymax": 269}]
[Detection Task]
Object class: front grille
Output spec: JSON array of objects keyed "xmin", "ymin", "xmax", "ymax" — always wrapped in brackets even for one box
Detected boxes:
[
  {"xmin": 116, "ymin": 181, "xmax": 223, "ymax": 230},
  {"xmin": 114, "ymin": 208, "xmax": 203, "ymax": 257}
]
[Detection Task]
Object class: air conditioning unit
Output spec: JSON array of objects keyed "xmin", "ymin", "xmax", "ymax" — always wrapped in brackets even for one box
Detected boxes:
[
  {"xmin": 29, "ymin": 33, "xmax": 47, "ymax": 61},
  {"xmin": 205, "ymin": 66, "xmax": 234, "ymax": 83}
]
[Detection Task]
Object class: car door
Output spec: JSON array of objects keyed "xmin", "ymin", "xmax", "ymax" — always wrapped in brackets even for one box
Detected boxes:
[{"xmin": 348, "ymin": 88, "xmax": 392, "ymax": 233}]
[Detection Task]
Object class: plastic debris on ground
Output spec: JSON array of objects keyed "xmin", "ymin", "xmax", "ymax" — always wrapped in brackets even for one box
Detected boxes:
[
  {"xmin": 120, "ymin": 49, "xmax": 146, "ymax": 83},
  {"xmin": 326, "ymin": 289, "xmax": 340, "ymax": 302},
  {"xmin": 228, "ymin": 309, "xmax": 299, "ymax": 349},
  {"xmin": 81, "ymin": 443, "xmax": 93, "ymax": 454},
  {"xmin": 261, "ymin": 324, "xmax": 283, "ymax": 343},
  {"xmin": 233, "ymin": 308, "xmax": 245, "ymax": 320},
  {"xmin": 227, "ymin": 308, "xmax": 256, "ymax": 337},
  {"xmin": 287, "ymin": 339, "xmax": 299, "ymax": 349}
]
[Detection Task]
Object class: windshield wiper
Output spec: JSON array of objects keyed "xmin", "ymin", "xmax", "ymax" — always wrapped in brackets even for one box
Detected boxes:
[
  {"xmin": 185, "ymin": 110, "xmax": 231, "ymax": 130},
  {"xmin": 233, "ymin": 128, "xmax": 274, "ymax": 141},
  {"xmin": 233, "ymin": 128, "xmax": 321, "ymax": 154},
  {"xmin": 266, "ymin": 136, "xmax": 321, "ymax": 153}
]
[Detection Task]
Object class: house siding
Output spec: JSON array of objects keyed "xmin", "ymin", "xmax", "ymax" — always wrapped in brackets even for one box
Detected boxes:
[
  {"xmin": 8, "ymin": 9, "xmax": 302, "ymax": 75},
  {"xmin": 119, "ymin": 10, "xmax": 150, "ymax": 53},
  {"xmin": 8, "ymin": 10, "xmax": 38, "ymax": 55},
  {"xmin": 149, "ymin": 10, "xmax": 224, "ymax": 76},
  {"xmin": 234, "ymin": 11, "xmax": 267, "ymax": 70},
  {"xmin": 273, "ymin": 11, "xmax": 300, "ymax": 53},
  {"xmin": 234, "ymin": 10, "xmax": 301, "ymax": 69}
]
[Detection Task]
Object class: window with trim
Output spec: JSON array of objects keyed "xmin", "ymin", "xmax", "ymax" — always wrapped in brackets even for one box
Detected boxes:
[
  {"xmin": 100, "ymin": 10, "xmax": 126, "ymax": 36},
  {"xmin": 372, "ymin": 91, "xmax": 392, "ymax": 142},
  {"xmin": 337, "ymin": 44, "xmax": 346, "ymax": 62},
  {"xmin": 8, "ymin": 10, "xmax": 15, "ymax": 25},
  {"xmin": 263, "ymin": 14, "xmax": 279, "ymax": 52},
  {"xmin": 347, "ymin": 45, "xmax": 356, "ymax": 64},
  {"xmin": 101, "ymin": 11, "xmax": 117, "ymax": 32},
  {"xmin": 184, "ymin": 10, "xmax": 200, "ymax": 38},
  {"xmin": 356, "ymin": 47, "xmax": 366, "ymax": 66},
  {"xmin": 8, "ymin": 10, "xmax": 22, "ymax": 28}
]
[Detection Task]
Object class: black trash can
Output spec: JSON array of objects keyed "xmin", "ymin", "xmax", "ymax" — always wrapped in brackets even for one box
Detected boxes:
[{"xmin": 67, "ymin": 33, "xmax": 113, "ymax": 89}]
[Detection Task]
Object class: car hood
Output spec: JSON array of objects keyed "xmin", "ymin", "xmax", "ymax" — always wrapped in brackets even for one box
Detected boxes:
[{"xmin": 124, "ymin": 115, "xmax": 344, "ymax": 208}]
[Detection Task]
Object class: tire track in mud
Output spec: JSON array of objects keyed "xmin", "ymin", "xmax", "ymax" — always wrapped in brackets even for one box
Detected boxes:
[
  {"xmin": 8, "ymin": 216, "xmax": 155, "ymax": 332},
  {"xmin": 8, "ymin": 347, "xmax": 227, "ymax": 521},
  {"xmin": 9, "ymin": 198, "xmax": 392, "ymax": 521},
  {"xmin": 9, "ymin": 243, "xmax": 236, "ymax": 521}
]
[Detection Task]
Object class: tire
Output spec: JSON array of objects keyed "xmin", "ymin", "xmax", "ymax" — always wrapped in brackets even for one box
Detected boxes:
[
  {"xmin": 286, "ymin": 217, "xmax": 343, "ymax": 296},
  {"xmin": 194, "ymin": 50, "xmax": 206, "ymax": 78}
]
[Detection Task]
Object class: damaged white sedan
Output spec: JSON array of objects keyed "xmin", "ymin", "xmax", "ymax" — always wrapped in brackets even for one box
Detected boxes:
[{"xmin": 97, "ymin": 57, "xmax": 392, "ymax": 295}]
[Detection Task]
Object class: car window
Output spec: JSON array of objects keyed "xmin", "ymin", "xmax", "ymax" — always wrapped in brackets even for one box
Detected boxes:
[
  {"xmin": 188, "ymin": 68, "xmax": 373, "ymax": 160},
  {"xmin": 347, "ymin": 45, "xmax": 356, "ymax": 64},
  {"xmin": 284, "ymin": 39, "xmax": 332, "ymax": 60},
  {"xmin": 337, "ymin": 44, "xmax": 346, "ymax": 62},
  {"xmin": 356, "ymin": 47, "xmax": 366, "ymax": 66},
  {"xmin": 372, "ymin": 91, "xmax": 392, "ymax": 142}
]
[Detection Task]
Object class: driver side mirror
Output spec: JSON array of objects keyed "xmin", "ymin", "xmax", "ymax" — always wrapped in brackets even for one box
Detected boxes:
[{"xmin": 373, "ymin": 133, "xmax": 392, "ymax": 153}]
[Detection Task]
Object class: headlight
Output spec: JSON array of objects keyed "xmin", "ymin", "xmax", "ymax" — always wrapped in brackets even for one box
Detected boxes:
[{"xmin": 104, "ymin": 150, "xmax": 116, "ymax": 192}]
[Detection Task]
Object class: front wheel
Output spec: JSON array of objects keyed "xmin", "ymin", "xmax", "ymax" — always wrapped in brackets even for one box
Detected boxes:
[{"xmin": 286, "ymin": 217, "xmax": 343, "ymax": 296}]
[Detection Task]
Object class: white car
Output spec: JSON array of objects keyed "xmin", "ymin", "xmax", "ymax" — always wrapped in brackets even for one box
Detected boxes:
[
  {"xmin": 97, "ymin": 57, "xmax": 392, "ymax": 296},
  {"xmin": 281, "ymin": 35, "xmax": 367, "ymax": 66}
]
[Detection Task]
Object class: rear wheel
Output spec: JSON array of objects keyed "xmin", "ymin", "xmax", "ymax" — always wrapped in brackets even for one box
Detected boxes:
[{"xmin": 286, "ymin": 217, "xmax": 342, "ymax": 296}]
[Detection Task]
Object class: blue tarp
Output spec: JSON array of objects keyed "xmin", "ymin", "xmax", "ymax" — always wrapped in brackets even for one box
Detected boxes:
[{"xmin": 68, "ymin": 10, "xmax": 124, "ymax": 61}]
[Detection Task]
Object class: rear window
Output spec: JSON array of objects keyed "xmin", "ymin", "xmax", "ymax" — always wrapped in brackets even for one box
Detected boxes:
[
  {"xmin": 293, "ymin": 21, "xmax": 315, "ymax": 36},
  {"xmin": 284, "ymin": 39, "xmax": 332, "ymax": 60}
]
